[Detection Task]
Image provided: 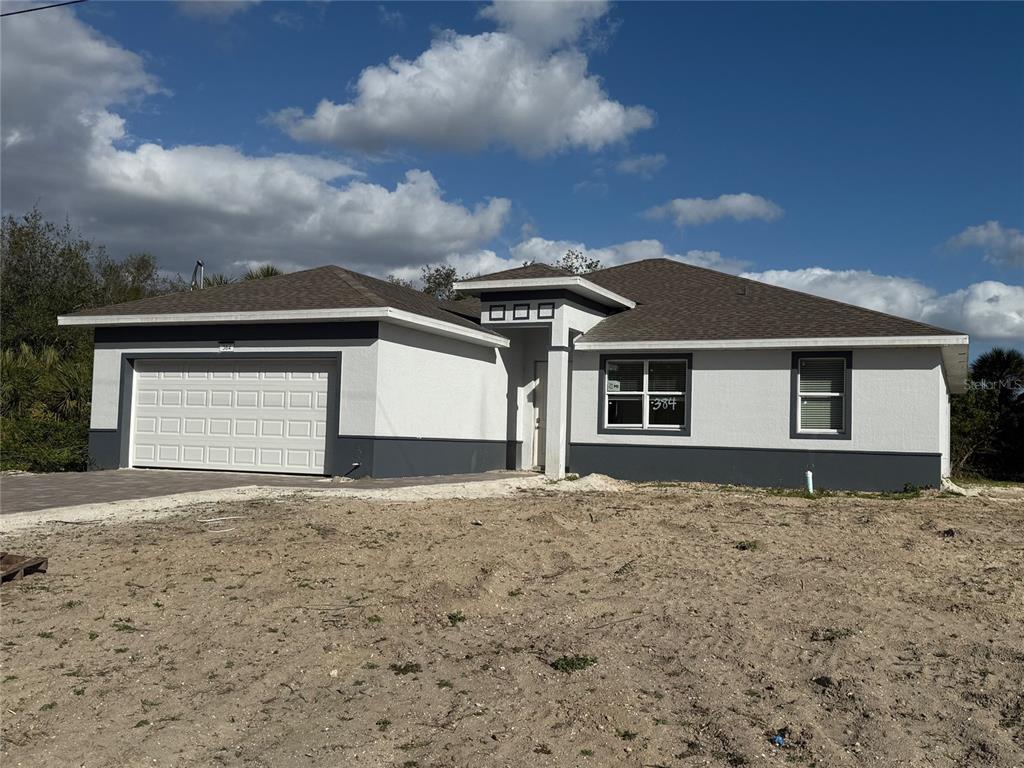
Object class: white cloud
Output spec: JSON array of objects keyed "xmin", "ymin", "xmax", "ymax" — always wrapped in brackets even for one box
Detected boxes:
[
  {"xmin": 0, "ymin": 7, "xmax": 510, "ymax": 276},
  {"xmin": 414, "ymin": 236, "xmax": 750, "ymax": 280},
  {"xmin": 615, "ymin": 153, "xmax": 666, "ymax": 178},
  {"xmin": 479, "ymin": 0, "xmax": 609, "ymax": 50},
  {"xmin": 177, "ymin": 1, "xmax": 259, "ymax": 21},
  {"xmin": 272, "ymin": 26, "xmax": 653, "ymax": 156},
  {"xmin": 742, "ymin": 267, "xmax": 1024, "ymax": 340},
  {"xmin": 948, "ymin": 220, "xmax": 1024, "ymax": 268},
  {"xmin": 646, "ymin": 193, "xmax": 784, "ymax": 228}
]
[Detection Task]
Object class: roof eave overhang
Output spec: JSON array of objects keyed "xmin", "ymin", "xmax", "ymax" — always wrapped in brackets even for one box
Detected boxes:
[
  {"xmin": 453, "ymin": 276, "xmax": 636, "ymax": 309},
  {"xmin": 574, "ymin": 334, "xmax": 970, "ymax": 393},
  {"xmin": 57, "ymin": 307, "xmax": 509, "ymax": 349}
]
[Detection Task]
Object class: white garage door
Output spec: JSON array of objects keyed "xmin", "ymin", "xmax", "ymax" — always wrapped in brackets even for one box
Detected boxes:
[{"xmin": 131, "ymin": 358, "xmax": 330, "ymax": 474}]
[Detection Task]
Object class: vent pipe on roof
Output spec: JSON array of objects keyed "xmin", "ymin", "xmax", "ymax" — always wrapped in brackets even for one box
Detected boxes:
[{"xmin": 190, "ymin": 260, "xmax": 205, "ymax": 291}]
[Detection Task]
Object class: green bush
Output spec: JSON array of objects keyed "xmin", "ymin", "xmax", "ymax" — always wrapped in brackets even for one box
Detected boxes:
[
  {"xmin": 1, "ymin": 415, "xmax": 89, "ymax": 472},
  {"xmin": 1, "ymin": 345, "xmax": 92, "ymax": 472}
]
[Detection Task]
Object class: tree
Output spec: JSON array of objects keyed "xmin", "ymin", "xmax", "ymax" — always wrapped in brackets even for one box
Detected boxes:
[
  {"xmin": 554, "ymin": 248, "xmax": 601, "ymax": 275},
  {"xmin": 243, "ymin": 264, "xmax": 284, "ymax": 280},
  {"xmin": 1, "ymin": 209, "xmax": 179, "ymax": 353},
  {"xmin": 203, "ymin": 273, "xmax": 233, "ymax": 288},
  {"xmin": 951, "ymin": 347, "xmax": 1024, "ymax": 479},
  {"xmin": 420, "ymin": 264, "xmax": 462, "ymax": 300},
  {"xmin": 385, "ymin": 274, "xmax": 414, "ymax": 289}
]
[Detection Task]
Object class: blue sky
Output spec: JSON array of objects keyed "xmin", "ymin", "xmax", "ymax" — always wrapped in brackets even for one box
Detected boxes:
[{"xmin": 2, "ymin": 1, "xmax": 1021, "ymax": 353}]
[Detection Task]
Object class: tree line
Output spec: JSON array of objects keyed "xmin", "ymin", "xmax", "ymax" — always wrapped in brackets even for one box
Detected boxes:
[{"xmin": 1, "ymin": 210, "xmax": 1020, "ymax": 480}]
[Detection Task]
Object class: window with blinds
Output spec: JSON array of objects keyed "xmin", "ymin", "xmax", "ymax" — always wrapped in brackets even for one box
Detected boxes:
[
  {"xmin": 797, "ymin": 357, "xmax": 846, "ymax": 432},
  {"xmin": 605, "ymin": 358, "xmax": 687, "ymax": 430}
]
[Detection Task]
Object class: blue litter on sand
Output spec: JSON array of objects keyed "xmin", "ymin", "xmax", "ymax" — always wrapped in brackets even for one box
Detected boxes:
[{"xmin": 771, "ymin": 735, "xmax": 786, "ymax": 747}]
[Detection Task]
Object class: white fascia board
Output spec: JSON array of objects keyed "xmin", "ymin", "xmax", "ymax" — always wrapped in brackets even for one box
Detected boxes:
[
  {"xmin": 573, "ymin": 335, "xmax": 969, "ymax": 351},
  {"xmin": 453, "ymin": 276, "xmax": 636, "ymax": 309},
  {"xmin": 57, "ymin": 307, "xmax": 509, "ymax": 349}
]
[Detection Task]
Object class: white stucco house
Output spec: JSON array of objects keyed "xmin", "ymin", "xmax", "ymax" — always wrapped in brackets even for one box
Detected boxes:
[{"xmin": 58, "ymin": 258, "xmax": 969, "ymax": 491}]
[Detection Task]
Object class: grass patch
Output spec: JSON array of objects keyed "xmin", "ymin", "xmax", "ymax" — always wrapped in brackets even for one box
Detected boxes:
[
  {"xmin": 550, "ymin": 654, "xmax": 597, "ymax": 674},
  {"xmin": 616, "ymin": 728, "xmax": 639, "ymax": 741},
  {"xmin": 112, "ymin": 621, "xmax": 137, "ymax": 633},
  {"xmin": 389, "ymin": 662, "xmax": 422, "ymax": 676},
  {"xmin": 508, "ymin": 588, "xmax": 523, "ymax": 597},
  {"xmin": 437, "ymin": 679, "xmax": 453, "ymax": 689},
  {"xmin": 133, "ymin": 719, "xmax": 151, "ymax": 728},
  {"xmin": 376, "ymin": 718, "xmax": 391, "ymax": 732},
  {"xmin": 367, "ymin": 614, "xmax": 383, "ymax": 624},
  {"xmin": 37, "ymin": 631, "xmax": 54, "ymax": 639},
  {"xmin": 447, "ymin": 610, "xmax": 466, "ymax": 626},
  {"xmin": 735, "ymin": 540, "xmax": 760, "ymax": 552},
  {"xmin": 39, "ymin": 702, "xmax": 56, "ymax": 711}
]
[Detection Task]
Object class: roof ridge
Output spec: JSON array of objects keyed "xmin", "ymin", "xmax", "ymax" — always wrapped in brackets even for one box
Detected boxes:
[{"xmin": 326, "ymin": 265, "xmax": 386, "ymax": 306}]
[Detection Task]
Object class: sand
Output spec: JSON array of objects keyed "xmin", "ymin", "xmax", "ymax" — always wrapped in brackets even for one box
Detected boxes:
[
  {"xmin": 0, "ymin": 473, "xmax": 630, "ymax": 533},
  {"xmin": 1, "ymin": 481, "xmax": 1022, "ymax": 767}
]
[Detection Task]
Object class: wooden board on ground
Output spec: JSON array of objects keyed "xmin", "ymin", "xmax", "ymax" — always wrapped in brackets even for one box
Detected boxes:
[{"xmin": 1, "ymin": 552, "xmax": 48, "ymax": 583}]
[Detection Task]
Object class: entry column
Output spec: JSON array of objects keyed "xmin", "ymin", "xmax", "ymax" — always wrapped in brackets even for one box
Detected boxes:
[{"xmin": 544, "ymin": 346, "xmax": 569, "ymax": 479}]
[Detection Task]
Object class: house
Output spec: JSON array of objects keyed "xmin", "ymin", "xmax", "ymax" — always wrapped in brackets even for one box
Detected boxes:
[{"xmin": 57, "ymin": 258, "xmax": 969, "ymax": 491}]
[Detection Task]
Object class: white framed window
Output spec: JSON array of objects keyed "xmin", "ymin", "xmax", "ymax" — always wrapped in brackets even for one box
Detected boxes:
[
  {"xmin": 796, "ymin": 356, "xmax": 846, "ymax": 433},
  {"xmin": 604, "ymin": 358, "xmax": 687, "ymax": 430}
]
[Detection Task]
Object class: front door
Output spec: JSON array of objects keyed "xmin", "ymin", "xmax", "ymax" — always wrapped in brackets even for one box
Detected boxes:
[{"xmin": 532, "ymin": 360, "xmax": 547, "ymax": 469}]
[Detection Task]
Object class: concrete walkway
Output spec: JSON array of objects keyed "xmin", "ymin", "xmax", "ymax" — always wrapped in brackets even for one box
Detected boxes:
[{"xmin": 0, "ymin": 469, "xmax": 533, "ymax": 515}]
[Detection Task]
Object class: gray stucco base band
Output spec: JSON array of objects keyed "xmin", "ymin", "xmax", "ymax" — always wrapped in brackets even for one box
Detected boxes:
[
  {"xmin": 92, "ymin": 430, "xmax": 514, "ymax": 478},
  {"xmin": 332, "ymin": 436, "xmax": 511, "ymax": 478},
  {"xmin": 88, "ymin": 430, "xmax": 123, "ymax": 470},
  {"xmin": 568, "ymin": 443, "xmax": 942, "ymax": 491}
]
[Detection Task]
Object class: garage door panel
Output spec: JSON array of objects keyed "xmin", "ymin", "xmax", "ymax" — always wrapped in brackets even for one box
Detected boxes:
[{"xmin": 132, "ymin": 358, "xmax": 330, "ymax": 475}]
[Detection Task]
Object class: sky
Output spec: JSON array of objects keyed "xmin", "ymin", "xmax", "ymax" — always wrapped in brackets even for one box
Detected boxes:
[{"xmin": 1, "ymin": 0, "xmax": 1021, "ymax": 356}]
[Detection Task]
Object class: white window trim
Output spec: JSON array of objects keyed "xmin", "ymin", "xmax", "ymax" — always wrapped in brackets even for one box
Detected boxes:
[
  {"xmin": 796, "ymin": 356, "xmax": 847, "ymax": 434},
  {"xmin": 604, "ymin": 358, "xmax": 687, "ymax": 431}
]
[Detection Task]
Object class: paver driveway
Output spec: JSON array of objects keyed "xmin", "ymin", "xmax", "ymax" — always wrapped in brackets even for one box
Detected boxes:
[{"xmin": 0, "ymin": 469, "xmax": 533, "ymax": 515}]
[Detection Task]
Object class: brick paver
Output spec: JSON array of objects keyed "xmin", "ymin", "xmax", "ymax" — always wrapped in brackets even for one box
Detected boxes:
[{"xmin": 0, "ymin": 469, "xmax": 532, "ymax": 515}]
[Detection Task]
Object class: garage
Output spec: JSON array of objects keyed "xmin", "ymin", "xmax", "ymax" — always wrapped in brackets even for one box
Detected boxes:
[{"xmin": 130, "ymin": 358, "xmax": 331, "ymax": 474}]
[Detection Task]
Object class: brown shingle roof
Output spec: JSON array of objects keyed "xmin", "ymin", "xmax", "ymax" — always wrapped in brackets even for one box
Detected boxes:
[
  {"xmin": 470, "ymin": 263, "xmax": 571, "ymax": 281},
  {"xmin": 581, "ymin": 258, "xmax": 961, "ymax": 342},
  {"xmin": 67, "ymin": 265, "xmax": 494, "ymax": 335}
]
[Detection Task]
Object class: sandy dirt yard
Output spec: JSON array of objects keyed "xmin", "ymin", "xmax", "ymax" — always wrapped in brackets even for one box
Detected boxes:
[{"xmin": 1, "ymin": 481, "xmax": 1022, "ymax": 768}]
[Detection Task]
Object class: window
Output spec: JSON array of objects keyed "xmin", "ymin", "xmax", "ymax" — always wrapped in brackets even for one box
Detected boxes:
[
  {"xmin": 537, "ymin": 302, "xmax": 555, "ymax": 319},
  {"xmin": 513, "ymin": 303, "xmax": 530, "ymax": 320},
  {"xmin": 604, "ymin": 358, "xmax": 687, "ymax": 430},
  {"xmin": 487, "ymin": 304, "xmax": 506, "ymax": 321},
  {"xmin": 796, "ymin": 356, "xmax": 847, "ymax": 434}
]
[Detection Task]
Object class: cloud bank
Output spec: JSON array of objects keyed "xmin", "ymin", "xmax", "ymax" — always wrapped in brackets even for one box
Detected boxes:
[
  {"xmin": 0, "ymin": 6, "xmax": 509, "ymax": 276},
  {"xmin": 272, "ymin": 3, "xmax": 652, "ymax": 157}
]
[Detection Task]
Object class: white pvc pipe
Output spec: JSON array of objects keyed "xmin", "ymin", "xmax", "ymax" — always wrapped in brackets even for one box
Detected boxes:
[{"xmin": 805, "ymin": 470, "xmax": 814, "ymax": 495}]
